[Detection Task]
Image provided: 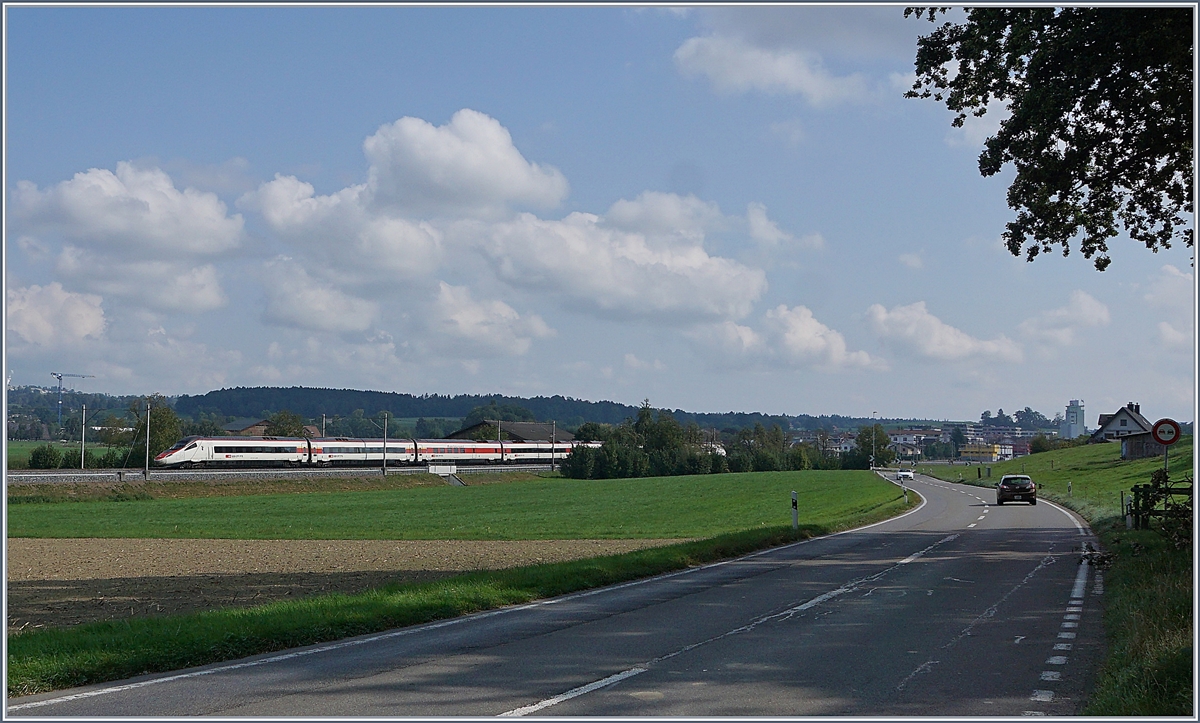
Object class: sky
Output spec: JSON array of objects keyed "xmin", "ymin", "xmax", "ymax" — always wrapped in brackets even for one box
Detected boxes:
[{"xmin": 4, "ymin": 5, "xmax": 1195, "ymax": 427}]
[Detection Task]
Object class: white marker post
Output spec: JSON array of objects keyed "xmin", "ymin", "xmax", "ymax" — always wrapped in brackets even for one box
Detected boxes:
[{"xmin": 791, "ymin": 490, "xmax": 798, "ymax": 530}]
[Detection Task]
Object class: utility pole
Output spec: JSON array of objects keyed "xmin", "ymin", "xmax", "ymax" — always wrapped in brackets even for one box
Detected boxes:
[
  {"xmin": 322, "ymin": 413, "xmax": 326, "ymax": 437},
  {"xmin": 871, "ymin": 411, "xmax": 878, "ymax": 470},
  {"xmin": 382, "ymin": 411, "xmax": 388, "ymax": 477},
  {"xmin": 80, "ymin": 404, "xmax": 87, "ymax": 469},
  {"xmin": 551, "ymin": 420, "xmax": 556, "ymax": 472},
  {"xmin": 144, "ymin": 398, "xmax": 151, "ymax": 479}
]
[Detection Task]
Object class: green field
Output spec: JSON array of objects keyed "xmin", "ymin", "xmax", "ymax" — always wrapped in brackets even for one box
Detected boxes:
[
  {"xmin": 920, "ymin": 439, "xmax": 1193, "ymax": 716},
  {"xmin": 8, "ymin": 470, "xmax": 896, "ymax": 540},
  {"xmin": 6, "ymin": 440, "xmax": 94, "ymax": 469}
]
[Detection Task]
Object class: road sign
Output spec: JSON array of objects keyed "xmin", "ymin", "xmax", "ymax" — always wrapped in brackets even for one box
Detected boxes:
[{"xmin": 1151, "ymin": 418, "xmax": 1181, "ymax": 446}]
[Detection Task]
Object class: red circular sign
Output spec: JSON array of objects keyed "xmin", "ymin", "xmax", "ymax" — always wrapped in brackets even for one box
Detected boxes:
[{"xmin": 1152, "ymin": 418, "xmax": 1181, "ymax": 446}]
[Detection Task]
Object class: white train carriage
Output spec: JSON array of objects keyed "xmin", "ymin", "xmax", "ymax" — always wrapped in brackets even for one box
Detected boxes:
[
  {"xmin": 414, "ymin": 440, "xmax": 504, "ymax": 463},
  {"xmin": 310, "ymin": 438, "xmax": 416, "ymax": 466},
  {"xmin": 156, "ymin": 436, "xmax": 310, "ymax": 468},
  {"xmin": 155, "ymin": 435, "xmax": 603, "ymax": 469}
]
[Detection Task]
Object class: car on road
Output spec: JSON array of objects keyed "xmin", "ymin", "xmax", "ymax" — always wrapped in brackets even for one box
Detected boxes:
[
  {"xmin": 896, "ymin": 469, "xmax": 914, "ymax": 481},
  {"xmin": 996, "ymin": 474, "xmax": 1036, "ymax": 505}
]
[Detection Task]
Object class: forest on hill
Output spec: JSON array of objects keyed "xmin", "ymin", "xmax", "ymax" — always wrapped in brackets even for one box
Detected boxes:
[{"xmin": 172, "ymin": 386, "xmax": 895, "ymax": 433}]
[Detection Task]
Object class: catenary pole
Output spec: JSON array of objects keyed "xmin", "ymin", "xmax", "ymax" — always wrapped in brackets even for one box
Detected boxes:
[{"xmin": 144, "ymin": 399, "xmax": 151, "ymax": 479}]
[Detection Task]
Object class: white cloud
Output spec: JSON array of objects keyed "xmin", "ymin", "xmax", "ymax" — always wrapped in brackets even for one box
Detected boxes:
[
  {"xmin": 1143, "ymin": 264, "xmax": 1194, "ymax": 309},
  {"xmin": 689, "ymin": 306, "xmax": 878, "ymax": 372},
  {"xmin": 363, "ymin": 108, "xmax": 568, "ymax": 217},
  {"xmin": 694, "ymin": 7, "xmax": 930, "ymax": 63},
  {"xmin": 1158, "ymin": 321, "xmax": 1191, "ymax": 350},
  {"xmin": 868, "ymin": 301, "xmax": 1022, "ymax": 362},
  {"xmin": 624, "ymin": 353, "xmax": 666, "ymax": 371},
  {"xmin": 1018, "ymin": 290, "xmax": 1110, "ymax": 346},
  {"xmin": 12, "ymin": 162, "xmax": 243, "ymax": 256},
  {"xmin": 747, "ymin": 202, "xmax": 789, "ymax": 245},
  {"xmin": 764, "ymin": 304, "xmax": 877, "ymax": 370},
  {"xmin": 899, "ymin": 253, "xmax": 923, "ymax": 269},
  {"xmin": 477, "ymin": 210, "xmax": 767, "ymax": 322},
  {"xmin": 55, "ymin": 246, "xmax": 226, "ymax": 313},
  {"xmin": 429, "ymin": 282, "xmax": 554, "ymax": 357},
  {"xmin": 245, "ymin": 175, "xmax": 443, "ymax": 283},
  {"xmin": 606, "ymin": 191, "xmax": 724, "ymax": 243},
  {"xmin": 7, "ymin": 282, "xmax": 106, "ymax": 346},
  {"xmin": 675, "ymin": 34, "xmax": 870, "ymax": 105},
  {"xmin": 261, "ymin": 258, "xmax": 378, "ymax": 333}
]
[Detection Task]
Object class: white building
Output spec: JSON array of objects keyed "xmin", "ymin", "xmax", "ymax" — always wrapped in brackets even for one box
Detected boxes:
[{"xmin": 1060, "ymin": 400, "xmax": 1087, "ymax": 440}]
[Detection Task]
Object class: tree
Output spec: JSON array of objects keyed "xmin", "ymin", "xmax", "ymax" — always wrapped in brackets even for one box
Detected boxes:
[
  {"xmin": 28, "ymin": 443, "xmax": 63, "ymax": 469},
  {"xmin": 1014, "ymin": 406, "xmax": 1052, "ymax": 430},
  {"xmin": 461, "ymin": 402, "xmax": 535, "ymax": 429},
  {"xmin": 854, "ymin": 424, "xmax": 896, "ymax": 467},
  {"xmin": 127, "ymin": 395, "xmax": 181, "ymax": 463},
  {"xmin": 906, "ymin": 8, "xmax": 1193, "ymax": 271},
  {"xmin": 265, "ymin": 409, "xmax": 308, "ymax": 437}
]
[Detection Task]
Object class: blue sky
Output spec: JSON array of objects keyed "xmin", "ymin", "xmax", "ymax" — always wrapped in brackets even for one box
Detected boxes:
[{"xmin": 5, "ymin": 5, "xmax": 1195, "ymax": 426}]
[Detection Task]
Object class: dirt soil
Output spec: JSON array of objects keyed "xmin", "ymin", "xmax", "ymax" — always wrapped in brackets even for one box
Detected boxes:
[{"xmin": 7, "ymin": 538, "xmax": 682, "ymax": 633}]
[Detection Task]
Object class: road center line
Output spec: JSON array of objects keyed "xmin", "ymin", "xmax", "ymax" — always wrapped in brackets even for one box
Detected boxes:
[{"xmin": 501, "ymin": 533, "xmax": 962, "ymax": 716}]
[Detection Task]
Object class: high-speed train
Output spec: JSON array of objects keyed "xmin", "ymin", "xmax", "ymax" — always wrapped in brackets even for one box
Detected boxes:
[{"xmin": 154, "ymin": 436, "xmax": 599, "ymax": 469}]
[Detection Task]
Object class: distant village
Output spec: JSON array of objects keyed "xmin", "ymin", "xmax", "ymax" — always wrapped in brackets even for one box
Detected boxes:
[{"xmin": 788, "ymin": 400, "xmax": 1184, "ymax": 464}]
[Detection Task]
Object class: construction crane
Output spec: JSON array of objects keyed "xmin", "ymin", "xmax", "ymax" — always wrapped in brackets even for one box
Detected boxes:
[{"xmin": 50, "ymin": 372, "xmax": 94, "ymax": 430}]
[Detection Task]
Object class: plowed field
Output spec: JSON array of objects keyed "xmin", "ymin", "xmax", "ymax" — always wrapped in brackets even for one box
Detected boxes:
[{"xmin": 7, "ymin": 538, "xmax": 682, "ymax": 632}]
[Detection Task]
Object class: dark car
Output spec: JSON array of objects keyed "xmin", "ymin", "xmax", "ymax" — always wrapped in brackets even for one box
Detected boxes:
[{"xmin": 996, "ymin": 474, "xmax": 1036, "ymax": 505}]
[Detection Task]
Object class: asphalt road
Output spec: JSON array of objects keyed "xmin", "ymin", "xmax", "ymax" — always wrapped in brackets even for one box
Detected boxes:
[{"xmin": 9, "ymin": 472, "xmax": 1104, "ymax": 717}]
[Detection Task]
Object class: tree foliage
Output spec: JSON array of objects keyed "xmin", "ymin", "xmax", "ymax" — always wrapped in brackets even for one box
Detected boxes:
[
  {"xmin": 461, "ymin": 402, "xmax": 536, "ymax": 429},
  {"xmin": 906, "ymin": 7, "xmax": 1193, "ymax": 271},
  {"xmin": 128, "ymin": 394, "xmax": 181, "ymax": 463},
  {"xmin": 265, "ymin": 410, "xmax": 308, "ymax": 437}
]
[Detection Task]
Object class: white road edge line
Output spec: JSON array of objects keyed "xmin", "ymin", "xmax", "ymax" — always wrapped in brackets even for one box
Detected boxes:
[{"xmin": 10, "ymin": 475, "xmax": 931, "ymax": 712}]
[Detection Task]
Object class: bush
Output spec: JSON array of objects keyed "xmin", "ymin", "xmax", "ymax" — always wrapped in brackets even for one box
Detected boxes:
[{"xmin": 28, "ymin": 444, "xmax": 63, "ymax": 469}]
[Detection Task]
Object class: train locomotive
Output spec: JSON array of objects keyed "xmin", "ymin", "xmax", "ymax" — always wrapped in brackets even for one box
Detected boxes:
[{"xmin": 154, "ymin": 435, "xmax": 596, "ymax": 469}]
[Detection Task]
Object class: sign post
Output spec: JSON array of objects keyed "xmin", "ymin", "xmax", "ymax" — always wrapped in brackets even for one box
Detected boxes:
[
  {"xmin": 1151, "ymin": 418, "xmax": 1181, "ymax": 474},
  {"xmin": 791, "ymin": 491, "xmax": 798, "ymax": 531}
]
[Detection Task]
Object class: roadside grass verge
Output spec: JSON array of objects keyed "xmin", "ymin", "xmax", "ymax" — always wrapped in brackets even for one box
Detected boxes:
[
  {"xmin": 8, "ymin": 470, "xmax": 902, "ymax": 540},
  {"xmin": 918, "ymin": 440, "xmax": 1193, "ymax": 716},
  {"xmin": 7, "ymin": 488, "xmax": 917, "ymax": 697}
]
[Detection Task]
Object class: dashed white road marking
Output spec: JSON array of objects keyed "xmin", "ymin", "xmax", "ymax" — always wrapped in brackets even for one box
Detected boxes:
[
  {"xmin": 1045, "ymin": 656, "xmax": 1068, "ymax": 665},
  {"xmin": 499, "ymin": 668, "xmax": 648, "ymax": 716},
  {"xmin": 1053, "ymin": 643, "xmax": 1072, "ymax": 651},
  {"xmin": 967, "ymin": 523, "xmax": 977, "ymax": 528},
  {"xmin": 1058, "ymin": 632, "xmax": 1076, "ymax": 639},
  {"xmin": 504, "ymin": 532, "xmax": 963, "ymax": 715},
  {"xmin": 1040, "ymin": 671, "xmax": 1062, "ymax": 681},
  {"xmin": 1030, "ymin": 690, "xmax": 1055, "ymax": 702}
]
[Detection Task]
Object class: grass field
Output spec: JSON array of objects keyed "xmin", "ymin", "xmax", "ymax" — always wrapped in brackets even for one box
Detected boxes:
[
  {"xmin": 8, "ymin": 470, "xmax": 900, "ymax": 540},
  {"xmin": 919, "ymin": 439, "xmax": 1194, "ymax": 716},
  {"xmin": 915, "ymin": 439, "xmax": 1193, "ymax": 521},
  {"xmin": 6, "ymin": 469, "xmax": 915, "ymax": 696},
  {"xmin": 6, "ymin": 440, "xmax": 95, "ymax": 469}
]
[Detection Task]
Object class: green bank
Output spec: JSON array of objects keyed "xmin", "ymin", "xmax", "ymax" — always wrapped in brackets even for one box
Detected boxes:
[{"xmin": 920, "ymin": 439, "xmax": 1193, "ymax": 716}]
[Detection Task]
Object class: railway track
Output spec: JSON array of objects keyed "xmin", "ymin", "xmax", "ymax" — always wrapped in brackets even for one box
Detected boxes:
[{"xmin": 5, "ymin": 464, "xmax": 556, "ymax": 485}]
